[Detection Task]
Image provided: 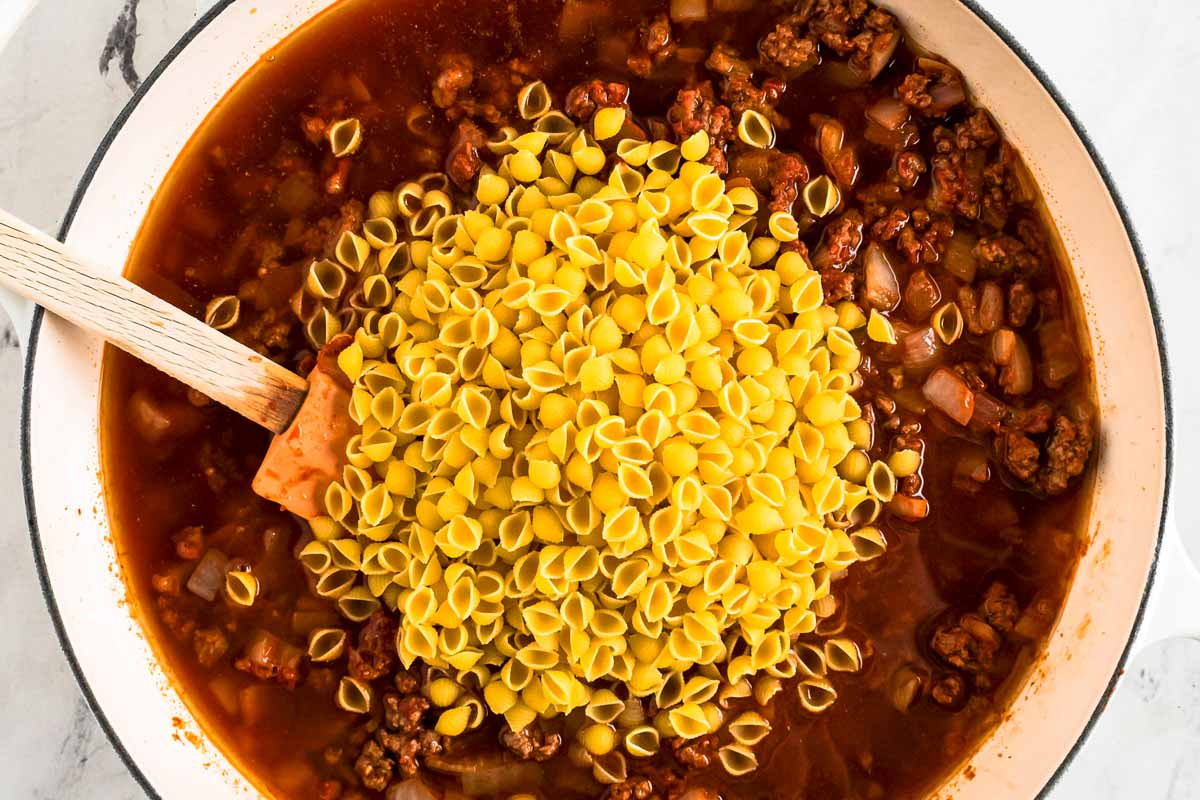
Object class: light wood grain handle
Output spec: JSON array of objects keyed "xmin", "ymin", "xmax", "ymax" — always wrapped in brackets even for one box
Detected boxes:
[{"xmin": 0, "ymin": 209, "xmax": 308, "ymax": 434}]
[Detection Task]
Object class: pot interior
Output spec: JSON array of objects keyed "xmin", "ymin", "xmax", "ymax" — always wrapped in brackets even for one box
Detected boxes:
[{"xmin": 23, "ymin": 1, "xmax": 1167, "ymax": 799}]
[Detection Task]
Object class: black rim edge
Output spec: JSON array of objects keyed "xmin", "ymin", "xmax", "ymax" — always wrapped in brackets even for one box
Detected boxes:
[
  {"xmin": 20, "ymin": 2, "xmax": 1173, "ymax": 799},
  {"xmin": 954, "ymin": 1, "xmax": 1174, "ymax": 797},
  {"xmin": 21, "ymin": 2, "xmax": 239, "ymax": 799}
]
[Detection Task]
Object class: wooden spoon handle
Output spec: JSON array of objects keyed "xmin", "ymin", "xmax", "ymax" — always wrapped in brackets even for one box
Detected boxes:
[{"xmin": 0, "ymin": 209, "xmax": 307, "ymax": 433}]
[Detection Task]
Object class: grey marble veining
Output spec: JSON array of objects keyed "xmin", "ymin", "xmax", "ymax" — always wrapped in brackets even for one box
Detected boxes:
[{"xmin": 0, "ymin": 0, "xmax": 1197, "ymax": 798}]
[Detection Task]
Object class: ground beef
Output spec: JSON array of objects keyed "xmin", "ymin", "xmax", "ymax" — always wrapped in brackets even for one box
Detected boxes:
[
  {"xmin": 955, "ymin": 109, "xmax": 1000, "ymax": 151},
  {"xmin": 383, "ymin": 693, "xmax": 431, "ymax": 734},
  {"xmin": 771, "ymin": 0, "xmax": 898, "ymax": 81},
  {"xmin": 925, "ymin": 111, "xmax": 998, "ymax": 221},
  {"xmin": 667, "ymin": 81, "xmax": 734, "ymax": 172},
  {"xmin": 445, "ymin": 119, "xmax": 486, "ymax": 190},
  {"xmin": 376, "ymin": 731, "xmax": 421, "ymax": 778},
  {"xmin": 821, "ymin": 268, "xmax": 856, "ymax": 303},
  {"xmin": 811, "ymin": 209, "xmax": 864, "ymax": 270},
  {"xmin": 805, "ymin": 0, "xmax": 870, "ymax": 55},
  {"xmin": 897, "ymin": 211, "xmax": 953, "ymax": 265},
  {"xmin": 759, "ymin": 15, "xmax": 820, "ymax": 72},
  {"xmin": 565, "ymin": 80, "xmax": 630, "ymax": 121},
  {"xmin": 931, "ymin": 613, "xmax": 1001, "ymax": 673},
  {"xmin": 155, "ymin": 596, "xmax": 197, "ymax": 639},
  {"xmin": 354, "ymin": 740, "xmax": 393, "ymax": 792},
  {"xmin": 931, "ymin": 673, "xmax": 967, "ymax": 709},
  {"xmin": 347, "ymin": 610, "xmax": 398, "ymax": 682},
  {"xmin": 432, "ymin": 52, "xmax": 474, "ymax": 109},
  {"xmin": 1039, "ymin": 412, "xmax": 1094, "ymax": 495},
  {"xmin": 193, "ymin": 627, "xmax": 229, "ymax": 668},
  {"xmin": 417, "ymin": 730, "xmax": 444, "ymax": 756},
  {"xmin": 994, "ymin": 404, "xmax": 1093, "ymax": 495},
  {"xmin": 893, "ymin": 150, "xmax": 927, "ymax": 191},
  {"xmin": 1008, "ymin": 400, "xmax": 1053, "ymax": 435},
  {"xmin": 891, "ymin": 419, "xmax": 924, "ymax": 453},
  {"xmin": 928, "ymin": 133, "xmax": 981, "ymax": 220},
  {"xmin": 606, "ymin": 776, "xmax": 655, "ymax": 800},
  {"xmin": 705, "ymin": 42, "xmax": 785, "ymax": 123},
  {"xmin": 172, "ymin": 526, "xmax": 204, "ymax": 560},
  {"xmin": 768, "ymin": 151, "xmax": 810, "ymax": 212},
  {"xmin": 301, "ymin": 113, "xmax": 331, "ymax": 146},
  {"xmin": 871, "ymin": 206, "xmax": 908, "ymax": 241},
  {"xmin": 857, "ymin": 180, "xmax": 901, "ymax": 223},
  {"xmin": 628, "ymin": 13, "xmax": 674, "ymax": 78},
  {"xmin": 975, "ymin": 234, "xmax": 1039, "ymax": 277},
  {"xmin": 980, "ymin": 583, "xmax": 1019, "ymax": 633},
  {"xmin": 380, "ymin": 718, "xmax": 441, "ymax": 779},
  {"xmin": 500, "ymin": 723, "xmax": 564, "ymax": 762},
  {"xmin": 898, "ymin": 59, "xmax": 966, "ymax": 117},
  {"xmin": 981, "ymin": 160, "xmax": 1011, "ymax": 230},
  {"xmin": 352, "ymin": 684, "xmax": 443, "ymax": 787},
  {"xmin": 1007, "ymin": 280, "xmax": 1035, "ymax": 326},
  {"xmin": 981, "ymin": 143, "xmax": 1035, "ymax": 229},
  {"xmin": 151, "ymin": 569, "xmax": 184, "ymax": 597},
  {"xmin": 996, "ymin": 430, "xmax": 1040, "ymax": 483},
  {"xmin": 668, "ymin": 734, "xmax": 719, "ymax": 769},
  {"xmin": 393, "ymin": 669, "xmax": 420, "ymax": 695}
]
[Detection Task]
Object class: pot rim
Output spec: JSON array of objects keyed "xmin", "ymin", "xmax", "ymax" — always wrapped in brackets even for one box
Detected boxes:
[{"xmin": 17, "ymin": 1, "xmax": 1174, "ymax": 799}]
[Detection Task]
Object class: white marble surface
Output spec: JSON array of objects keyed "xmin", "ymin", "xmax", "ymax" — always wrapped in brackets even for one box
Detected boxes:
[{"xmin": 0, "ymin": 0, "xmax": 1198, "ymax": 798}]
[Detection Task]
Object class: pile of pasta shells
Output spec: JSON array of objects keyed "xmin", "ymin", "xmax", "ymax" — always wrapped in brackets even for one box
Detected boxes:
[{"xmin": 294, "ymin": 84, "xmax": 904, "ymax": 779}]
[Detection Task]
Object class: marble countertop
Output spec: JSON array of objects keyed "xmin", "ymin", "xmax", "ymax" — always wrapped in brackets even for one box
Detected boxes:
[{"xmin": 1, "ymin": 0, "xmax": 1198, "ymax": 798}]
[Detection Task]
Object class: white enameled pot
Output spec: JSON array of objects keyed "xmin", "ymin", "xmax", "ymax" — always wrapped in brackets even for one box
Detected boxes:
[{"xmin": 8, "ymin": 1, "xmax": 1180, "ymax": 798}]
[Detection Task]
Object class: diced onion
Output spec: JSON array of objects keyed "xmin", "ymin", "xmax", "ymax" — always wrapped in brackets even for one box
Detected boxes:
[
  {"xmin": 1038, "ymin": 319, "xmax": 1080, "ymax": 388},
  {"xmin": 889, "ymin": 664, "xmax": 925, "ymax": 712},
  {"xmin": 953, "ymin": 448, "xmax": 992, "ymax": 488},
  {"xmin": 865, "ymin": 97, "xmax": 909, "ymax": 132},
  {"xmin": 866, "ymin": 31, "xmax": 900, "ymax": 80},
  {"xmin": 903, "ymin": 269, "xmax": 941, "ymax": 320},
  {"xmin": 863, "ymin": 243, "xmax": 901, "ymax": 311},
  {"xmin": 942, "ymin": 233, "xmax": 978, "ymax": 282},
  {"xmin": 922, "ymin": 368, "xmax": 975, "ymax": 425},
  {"xmin": 969, "ymin": 392, "xmax": 1007, "ymax": 430},
  {"xmin": 186, "ymin": 549, "xmax": 229, "ymax": 601},
  {"xmin": 991, "ymin": 329, "xmax": 1033, "ymax": 395},
  {"xmin": 978, "ymin": 282, "xmax": 1004, "ymax": 332},
  {"xmin": 900, "ymin": 327, "xmax": 944, "ymax": 375}
]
